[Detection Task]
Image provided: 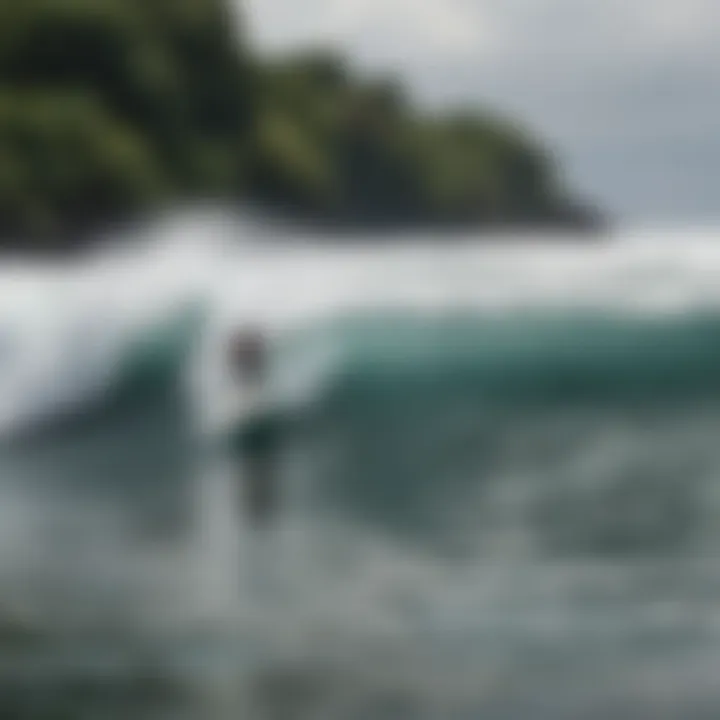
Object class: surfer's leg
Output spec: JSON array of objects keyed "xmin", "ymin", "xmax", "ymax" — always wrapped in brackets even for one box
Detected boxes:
[{"xmin": 241, "ymin": 453, "xmax": 278, "ymax": 528}]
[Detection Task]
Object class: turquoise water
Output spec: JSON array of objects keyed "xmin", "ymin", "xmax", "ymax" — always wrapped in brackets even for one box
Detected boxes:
[{"xmin": 274, "ymin": 311, "xmax": 720, "ymax": 557}]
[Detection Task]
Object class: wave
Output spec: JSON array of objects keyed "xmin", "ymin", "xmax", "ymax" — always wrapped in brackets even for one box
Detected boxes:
[
  {"xmin": 269, "ymin": 309, "xmax": 720, "ymax": 558},
  {"xmin": 7, "ymin": 220, "xmax": 720, "ymax": 569},
  {"xmin": 297, "ymin": 309, "xmax": 720, "ymax": 404},
  {"xmin": 0, "ymin": 298, "xmax": 207, "ymax": 445}
]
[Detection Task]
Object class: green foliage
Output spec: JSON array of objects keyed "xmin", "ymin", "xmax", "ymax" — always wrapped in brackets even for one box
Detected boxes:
[
  {"xmin": 248, "ymin": 52, "xmax": 586, "ymax": 227},
  {"xmin": 410, "ymin": 114, "xmax": 558, "ymax": 220},
  {"xmin": 0, "ymin": 90, "xmax": 166, "ymax": 241},
  {"xmin": 0, "ymin": 0, "xmax": 253, "ymax": 242},
  {"xmin": 256, "ymin": 112, "xmax": 334, "ymax": 203},
  {"xmin": 0, "ymin": 0, "xmax": 597, "ymax": 245}
]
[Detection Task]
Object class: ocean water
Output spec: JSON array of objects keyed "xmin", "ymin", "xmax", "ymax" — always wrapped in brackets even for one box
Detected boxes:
[{"xmin": 2, "ymin": 215, "xmax": 720, "ymax": 717}]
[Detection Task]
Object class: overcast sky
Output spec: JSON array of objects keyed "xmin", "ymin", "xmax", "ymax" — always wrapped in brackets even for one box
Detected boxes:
[{"xmin": 243, "ymin": 0, "xmax": 720, "ymax": 224}]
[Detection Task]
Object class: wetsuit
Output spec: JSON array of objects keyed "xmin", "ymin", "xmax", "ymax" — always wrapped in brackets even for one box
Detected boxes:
[{"xmin": 231, "ymin": 407, "xmax": 287, "ymax": 526}]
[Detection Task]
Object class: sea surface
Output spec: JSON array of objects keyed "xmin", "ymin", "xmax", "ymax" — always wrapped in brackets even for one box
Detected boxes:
[{"xmin": 1, "ymin": 215, "xmax": 720, "ymax": 718}]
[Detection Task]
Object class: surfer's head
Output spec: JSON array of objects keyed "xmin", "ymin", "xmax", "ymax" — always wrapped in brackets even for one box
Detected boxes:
[{"xmin": 230, "ymin": 327, "xmax": 267, "ymax": 381}]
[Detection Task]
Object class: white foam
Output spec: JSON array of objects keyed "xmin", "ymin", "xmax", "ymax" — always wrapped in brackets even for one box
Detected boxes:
[{"xmin": 1, "ymin": 214, "xmax": 720, "ymax": 432}]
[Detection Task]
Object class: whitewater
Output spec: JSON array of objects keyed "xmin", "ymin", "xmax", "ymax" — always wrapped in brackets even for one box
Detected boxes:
[{"xmin": 3, "ymin": 214, "xmax": 720, "ymax": 718}]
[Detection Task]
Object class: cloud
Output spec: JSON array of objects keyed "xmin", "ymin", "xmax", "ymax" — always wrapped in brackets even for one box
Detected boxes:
[
  {"xmin": 244, "ymin": 0, "xmax": 496, "ymax": 62},
  {"xmin": 242, "ymin": 0, "xmax": 720, "ymax": 221}
]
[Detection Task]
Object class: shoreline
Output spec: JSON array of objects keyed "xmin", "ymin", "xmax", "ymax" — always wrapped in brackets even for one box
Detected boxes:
[{"xmin": 0, "ymin": 204, "xmax": 610, "ymax": 257}]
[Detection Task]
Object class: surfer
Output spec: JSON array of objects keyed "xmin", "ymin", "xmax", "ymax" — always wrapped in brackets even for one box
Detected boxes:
[{"xmin": 228, "ymin": 328, "xmax": 281, "ymax": 528}]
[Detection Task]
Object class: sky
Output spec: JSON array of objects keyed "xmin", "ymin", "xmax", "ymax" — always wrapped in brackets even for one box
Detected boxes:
[{"xmin": 243, "ymin": 0, "xmax": 720, "ymax": 224}]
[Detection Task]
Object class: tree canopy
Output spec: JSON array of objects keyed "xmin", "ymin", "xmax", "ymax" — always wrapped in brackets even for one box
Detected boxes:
[{"xmin": 0, "ymin": 0, "xmax": 600, "ymax": 247}]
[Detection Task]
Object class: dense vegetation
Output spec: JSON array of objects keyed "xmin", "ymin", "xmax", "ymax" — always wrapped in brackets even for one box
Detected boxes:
[{"xmin": 0, "ymin": 0, "xmax": 600, "ymax": 248}]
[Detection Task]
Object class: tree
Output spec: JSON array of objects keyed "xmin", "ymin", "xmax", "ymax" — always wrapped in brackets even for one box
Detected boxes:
[{"xmin": 0, "ymin": 0, "xmax": 254, "ymax": 242}]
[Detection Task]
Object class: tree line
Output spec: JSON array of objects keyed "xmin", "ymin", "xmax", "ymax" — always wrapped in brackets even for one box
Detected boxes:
[{"xmin": 0, "ymin": 0, "xmax": 601, "ymax": 248}]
